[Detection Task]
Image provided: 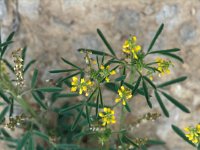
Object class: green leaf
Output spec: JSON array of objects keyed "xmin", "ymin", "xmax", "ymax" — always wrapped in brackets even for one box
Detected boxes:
[
  {"xmin": 36, "ymin": 87, "xmax": 63, "ymax": 93},
  {"xmin": 0, "ymin": 106, "xmax": 9, "ymax": 123},
  {"xmin": 32, "ymin": 92, "xmax": 47, "ymax": 110},
  {"xmin": 17, "ymin": 132, "xmax": 30, "ymax": 150},
  {"xmin": 115, "ymin": 75, "xmax": 126, "ymax": 82},
  {"xmin": 23, "ymin": 60, "xmax": 36, "ymax": 73},
  {"xmin": 2, "ymin": 59, "xmax": 14, "ymax": 73},
  {"xmin": 122, "ymin": 135, "xmax": 138, "ymax": 147},
  {"xmin": 49, "ymin": 69, "xmax": 77, "ymax": 73},
  {"xmin": 96, "ymin": 92, "xmax": 100, "ymax": 117},
  {"xmin": 143, "ymin": 76, "xmax": 156, "ymax": 90},
  {"xmin": 142, "ymin": 80, "xmax": 152, "ymax": 108},
  {"xmin": 147, "ymin": 24, "xmax": 164, "ymax": 52},
  {"xmin": 99, "ymin": 87, "xmax": 104, "ymax": 106},
  {"xmin": 59, "ymin": 71, "xmax": 81, "ymax": 83},
  {"xmin": 86, "ymin": 88, "xmax": 98, "ymax": 102},
  {"xmin": 171, "ymin": 125, "xmax": 196, "ymax": 147},
  {"xmin": 33, "ymin": 130, "xmax": 49, "ymax": 142},
  {"xmin": 154, "ymin": 91, "xmax": 169, "ymax": 117},
  {"xmin": 85, "ymin": 105, "xmax": 91, "ymax": 126},
  {"xmin": 1, "ymin": 32, "xmax": 15, "ymax": 58},
  {"xmin": 71, "ymin": 106, "xmax": 84, "ymax": 131},
  {"xmin": 59, "ymin": 103, "xmax": 83, "ymax": 114},
  {"xmin": 97, "ymin": 28, "xmax": 116, "ymax": 56},
  {"xmin": 55, "ymin": 93, "xmax": 79, "ymax": 98},
  {"xmin": 124, "ymin": 102, "xmax": 131, "ymax": 112},
  {"xmin": 31, "ymin": 69, "xmax": 38, "ymax": 88},
  {"xmin": 157, "ymin": 76, "xmax": 187, "ymax": 88},
  {"xmin": 104, "ymin": 82, "xmax": 119, "ymax": 93},
  {"xmin": 155, "ymin": 52, "xmax": 183, "ymax": 63},
  {"xmin": 28, "ymin": 136, "xmax": 34, "ymax": 150},
  {"xmin": 146, "ymin": 139, "xmax": 165, "ymax": 145},
  {"xmin": 61, "ymin": 57, "xmax": 81, "ymax": 69},
  {"xmin": 132, "ymin": 76, "xmax": 142, "ymax": 94},
  {"xmin": 0, "ymin": 90, "xmax": 10, "ymax": 103},
  {"xmin": 78, "ymin": 48, "xmax": 110, "ymax": 56},
  {"xmin": 161, "ymin": 91, "xmax": 190, "ymax": 113},
  {"xmin": 148, "ymin": 48, "xmax": 180, "ymax": 54},
  {"xmin": 21, "ymin": 46, "xmax": 27, "ymax": 65}
]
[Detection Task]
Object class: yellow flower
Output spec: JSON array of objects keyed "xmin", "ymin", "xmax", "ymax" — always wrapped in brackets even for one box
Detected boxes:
[
  {"xmin": 115, "ymin": 86, "xmax": 132, "ymax": 105},
  {"xmin": 156, "ymin": 58, "xmax": 172, "ymax": 77},
  {"xmin": 99, "ymin": 65, "xmax": 116, "ymax": 82},
  {"xmin": 122, "ymin": 36, "xmax": 141, "ymax": 59},
  {"xmin": 184, "ymin": 125, "xmax": 200, "ymax": 144},
  {"xmin": 99, "ymin": 108, "xmax": 116, "ymax": 126},
  {"xmin": 71, "ymin": 76, "xmax": 94, "ymax": 96}
]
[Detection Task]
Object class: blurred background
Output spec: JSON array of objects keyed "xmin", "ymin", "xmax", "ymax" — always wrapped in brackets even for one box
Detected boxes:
[{"xmin": 0, "ymin": 0, "xmax": 200, "ymax": 149}]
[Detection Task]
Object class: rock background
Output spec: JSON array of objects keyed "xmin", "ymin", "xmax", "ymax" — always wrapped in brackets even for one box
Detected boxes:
[{"xmin": 1, "ymin": 0, "xmax": 200, "ymax": 149}]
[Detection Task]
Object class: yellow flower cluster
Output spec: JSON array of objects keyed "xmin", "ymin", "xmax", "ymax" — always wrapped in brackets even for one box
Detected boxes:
[
  {"xmin": 99, "ymin": 108, "xmax": 116, "ymax": 126},
  {"xmin": 100, "ymin": 65, "xmax": 116, "ymax": 82},
  {"xmin": 71, "ymin": 77, "xmax": 94, "ymax": 96},
  {"xmin": 156, "ymin": 58, "xmax": 172, "ymax": 77},
  {"xmin": 184, "ymin": 124, "xmax": 200, "ymax": 144},
  {"xmin": 122, "ymin": 36, "xmax": 141, "ymax": 59},
  {"xmin": 115, "ymin": 86, "xmax": 132, "ymax": 105}
]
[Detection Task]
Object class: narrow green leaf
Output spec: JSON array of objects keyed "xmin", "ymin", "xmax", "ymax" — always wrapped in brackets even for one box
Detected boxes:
[
  {"xmin": 2, "ymin": 59, "xmax": 14, "ymax": 73},
  {"xmin": 36, "ymin": 87, "xmax": 63, "ymax": 93},
  {"xmin": 161, "ymin": 91, "xmax": 190, "ymax": 113},
  {"xmin": 28, "ymin": 136, "xmax": 34, "ymax": 150},
  {"xmin": 99, "ymin": 87, "xmax": 104, "ymax": 106},
  {"xmin": 124, "ymin": 102, "xmax": 131, "ymax": 112},
  {"xmin": 171, "ymin": 125, "xmax": 196, "ymax": 147},
  {"xmin": 71, "ymin": 106, "xmax": 84, "ymax": 131},
  {"xmin": 104, "ymin": 82, "xmax": 119, "ymax": 93},
  {"xmin": 59, "ymin": 103, "xmax": 83, "ymax": 114},
  {"xmin": 78, "ymin": 48, "xmax": 110, "ymax": 56},
  {"xmin": 132, "ymin": 76, "xmax": 142, "ymax": 94},
  {"xmin": 31, "ymin": 69, "xmax": 38, "ymax": 88},
  {"xmin": 85, "ymin": 105, "xmax": 91, "ymax": 127},
  {"xmin": 23, "ymin": 60, "xmax": 36, "ymax": 73},
  {"xmin": 155, "ymin": 52, "xmax": 183, "ymax": 63},
  {"xmin": 148, "ymin": 48, "xmax": 180, "ymax": 54},
  {"xmin": 122, "ymin": 135, "xmax": 138, "ymax": 147},
  {"xmin": 157, "ymin": 76, "xmax": 187, "ymax": 88},
  {"xmin": 97, "ymin": 28, "xmax": 116, "ymax": 56},
  {"xmin": 143, "ymin": 76, "xmax": 156, "ymax": 90},
  {"xmin": 0, "ymin": 90, "xmax": 10, "ymax": 103},
  {"xmin": 59, "ymin": 71, "xmax": 81, "ymax": 83},
  {"xmin": 55, "ymin": 93, "xmax": 79, "ymax": 98},
  {"xmin": 154, "ymin": 91, "xmax": 169, "ymax": 117},
  {"xmin": 61, "ymin": 57, "xmax": 81, "ymax": 69},
  {"xmin": 0, "ymin": 106, "xmax": 9, "ymax": 123},
  {"xmin": 0, "ymin": 41, "xmax": 13, "ymax": 48},
  {"xmin": 96, "ymin": 92, "xmax": 100, "ymax": 117},
  {"xmin": 115, "ymin": 75, "xmax": 126, "ymax": 82},
  {"xmin": 33, "ymin": 130, "xmax": 49, "ymax": 142},
  {"xmin": 1, "ymin": 32, "xmax": 15, "ymax": 58},
  {"xmin": 21, "ymin": 46, "xmax": 27, "ymax": 65},
  {"xmin": 146, "ymin": 139, "xmax": 165, "ymax": 145},
  {"xmin": 147, "ymin": 24, "xmax": 164, "ymax": 52},
  {"xmin": 32, "ymin": 92, "xmax": 47, "ymax": 110},
  {"xmin": 17, "ymin": 132, "xmax": 30, "ymax": 150},
  {"xmin": 49, "ymin": 69, "xmax": 77, "ymax": 73},
  {"xmin": 142, "ymin": 80, "xmax": 152, "ymax": 108}
]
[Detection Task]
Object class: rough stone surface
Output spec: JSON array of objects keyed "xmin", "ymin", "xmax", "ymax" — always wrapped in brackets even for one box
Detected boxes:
[{"xmin": 0, "ymin": 0, "xmax": 200, "ymax": 149}]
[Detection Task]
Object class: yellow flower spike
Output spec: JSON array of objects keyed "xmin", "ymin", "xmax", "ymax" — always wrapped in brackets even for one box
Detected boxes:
[
  {"xmin": 81, "ymin": 78, "xmax": 85, "ymax": 83},
  {"xmin": 99, "ymin": 107, "xmax": 116, "ymax": 126},
  {"xmin": 132, "ymin": 36, "xmax": 137, "ymax": 42},
  {"xmin": 105, "ymin": 77, "xmax": 110, "ymax": 82},
  {"xmin": 110, "ymin": 70, "xmax": 116, "ymax": 75},
  {"xmin": 106, "ymin": 65, "xmax": 110, "ymax": 69},
  {"xmin": 71, "ymin": 87, "xmax": 77, "ymax": 92},
  {"xmin": 115, "ymin": 98, "xmax": 120, "ymax": 103},
  {"xmin": 122, "ymin": 100, "xmax": 126, "ymax": 105},
  {"xmin": 100, "ymin": 65, "xmax": 105, "ymax": 70}
]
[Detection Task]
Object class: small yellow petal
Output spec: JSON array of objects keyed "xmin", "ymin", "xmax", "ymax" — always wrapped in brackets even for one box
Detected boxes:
[
  {"xmin": 110, "ymin": 70, "xmax": 116, "ymax": 75},
  {"xmin": 122, "ymin": 100, "xmax": 126, "ymax": 105},
  {"xmin": 100, "ymin": 65, "xmax": 105, "ymax": 70}
]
